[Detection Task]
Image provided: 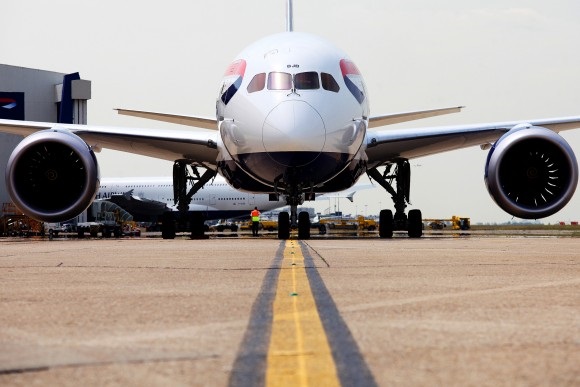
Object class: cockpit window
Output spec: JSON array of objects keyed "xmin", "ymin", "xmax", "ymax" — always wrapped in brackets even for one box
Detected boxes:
[
  {"xmin": 268, "ymin": 72, "xmax": 292, "ymax": 90},
  {"xmin": 294, "ymin": 72, "xmax": 319, "ymax": 90},
  {"xmin": 321, "ymin": 73, "xmax": 340, "ymax": 92},
  {"xmin": 247, "ymin": 73, "xmax": 266, "ymax": 93},
  {"xmin": 263, "ymin": 71, "xmax": 339, "ymax": 93}
]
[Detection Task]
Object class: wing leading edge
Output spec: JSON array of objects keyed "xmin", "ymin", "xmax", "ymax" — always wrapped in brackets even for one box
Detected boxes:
[
  {"xmin": 0, "ymin": 118, "xmax": 219, "ymax": 167},
  {"xmin": 365, "ymin": 116, "xmax": 580, "ymax": 167},
  {"xmin": 115, "ymin": 108, "xmax": 217, "ymax": 130},
  {"xmin": 368, "ymin": 106, "xmax": 464, "ymax": 127}
]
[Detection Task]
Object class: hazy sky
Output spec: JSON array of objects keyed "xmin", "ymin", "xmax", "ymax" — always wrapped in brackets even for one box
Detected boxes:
[{"xmin": 3, "ymin": 0, "xmax": 580, "ymax": 223}]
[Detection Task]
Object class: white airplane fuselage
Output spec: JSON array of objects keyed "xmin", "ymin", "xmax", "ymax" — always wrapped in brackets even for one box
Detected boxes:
[
  {"xmin": 216, "ymin": 32, "xmax": 370, "ymax": 196},
  {"xmin": 96, "ymin": 176, "xmax": 284, "ymax": 216}
]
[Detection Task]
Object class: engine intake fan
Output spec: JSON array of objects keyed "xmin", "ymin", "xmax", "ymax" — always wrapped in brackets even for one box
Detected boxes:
[
  {"xmin": 485, "ymin": 125, "xmax": 578, "ymax": 219},
  {"xmin": 5, "ymin": 129, "xmax": 100, "ymax": 222}
]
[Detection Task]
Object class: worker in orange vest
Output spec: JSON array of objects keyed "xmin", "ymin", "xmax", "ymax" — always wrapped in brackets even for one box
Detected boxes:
[{"xmin": 251, "ymin": 207, "xmax": 261, "ymax": 236}]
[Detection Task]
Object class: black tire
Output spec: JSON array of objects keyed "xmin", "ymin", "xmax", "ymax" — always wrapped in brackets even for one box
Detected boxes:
[
  {"xmin": 278, "ymin": 212, "xmax": 290, "ymax": 240},
  {"xmin": 298, "ymin": 211, "xmax": 310, "ymax": 239},
  {"xmin": 408, "ymin": 209, "xmax": 423, "ymax": 238},
  {"xmin": 161, "ymin": 212, "xmax": 176, "ymax": 239},
  {"xmin": 190, "ymin": 212, "xmax": 206, "ymax": 239},
  {"xmin": 379, "ymin": 209, "xmax": 394, "ymax": 238}
]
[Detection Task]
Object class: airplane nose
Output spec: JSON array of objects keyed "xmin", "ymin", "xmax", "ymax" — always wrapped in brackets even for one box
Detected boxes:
[{"xmin": 262, "ymin": 100, "xmax": 326, "ymax": 167}]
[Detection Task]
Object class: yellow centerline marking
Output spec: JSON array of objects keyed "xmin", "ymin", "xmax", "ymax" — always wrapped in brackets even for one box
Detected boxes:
[{"xmin": 266, "ymin": 240, "xmax": 340, "ymax": 386}]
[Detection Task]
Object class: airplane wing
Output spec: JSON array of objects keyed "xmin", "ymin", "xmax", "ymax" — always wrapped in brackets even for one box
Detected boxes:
[
  {"xmin": 368, "ymin": 106, "xmax": 464, "ymax": 127},
  {"xmin": 0, "ymin": 118, "xmax": 219, "ymax": 167},
  {"xmin": 102, "ymin": 193, "xmax": 169, "ymax": 217},
  {"xmin": 115, "ymin": 108, "xmax": 217, "ymax": 129},
  {"xmin": 365, "ymin": 116, "xmax": 580, "ymax": 166}
]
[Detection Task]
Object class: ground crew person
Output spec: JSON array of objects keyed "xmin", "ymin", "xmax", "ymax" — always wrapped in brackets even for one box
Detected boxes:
[{"xmin": 251, "ymin": 207, "xmax": 261, "ymax": 236}]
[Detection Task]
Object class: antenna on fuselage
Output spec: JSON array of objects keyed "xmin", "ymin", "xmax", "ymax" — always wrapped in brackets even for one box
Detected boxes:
[{"xmin": 286, "ymin": 0, "xmax": 294, "ymax": 32}]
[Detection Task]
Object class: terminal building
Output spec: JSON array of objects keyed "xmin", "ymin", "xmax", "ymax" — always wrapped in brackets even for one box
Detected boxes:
[{"xmin": 0, "ymin": 64, "xmax": 91, "ymax": 233}]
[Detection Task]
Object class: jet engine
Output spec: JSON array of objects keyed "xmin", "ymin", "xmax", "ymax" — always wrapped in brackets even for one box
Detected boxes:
[
  {"xmin": 5, "ymin": 129, "xmax": 100, "ymax": 222},
  {"xmin": 485, "ymin": 124, "xmax": 578, "ymax": 219}
]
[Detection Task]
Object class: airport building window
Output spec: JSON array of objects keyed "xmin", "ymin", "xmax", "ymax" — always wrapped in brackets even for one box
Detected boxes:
[
  {"xmin": 321, "ymin": 72, "xmax": 340, "ymax": 92},
  {"xmin": 247, "ymin": 73, "xmax": 266, "ymax": 93},
  {"xmin": 294, "ymin": 72, "xmax": 319, "ymax": 90},
  {"xmin": 268, "ymin": 72, "xmax": 292, "ymax": 90}
]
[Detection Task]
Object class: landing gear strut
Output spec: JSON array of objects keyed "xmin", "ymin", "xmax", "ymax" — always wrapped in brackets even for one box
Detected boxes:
[
  {"xmin": 161, "ymin": 161, "xmax": 216, "ymax": 239},
  {"xmin": 277, "ymin": 186, "xmax": 310, "ymax": 240},
  {"xmin": 368, "ymin": 160, "xmax": 422, "ymax": 238}
]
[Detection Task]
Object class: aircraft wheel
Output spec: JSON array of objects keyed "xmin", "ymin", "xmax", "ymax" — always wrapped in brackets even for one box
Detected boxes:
[
  {"xmin": 190, "ymin": 212, "xmax": 206, "ymax": 239},
  {"xmin": 161, "ymin": 212, "xmax": 176, "ymax": 239},
  {"xmin": 408, "ymin": 209, "xmax": 423, "ymax": 238},
  {"xmin": 298, "ymin": 211, "xmax": 310, "ymax": 239},
  {"xmin": 379, "ymin": 209, "xmax": 394, "ymax": 238},
  {"xmin": 278, "ymin": 212, "xmax": 290, "ymax": 240}
]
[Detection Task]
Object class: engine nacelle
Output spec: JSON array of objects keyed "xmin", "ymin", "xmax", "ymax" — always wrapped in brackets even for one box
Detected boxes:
[
  {"xmin": 485, "ymin": 124, "xmax": 578, "ymax": 219},
  {"xmin": 5, "ymin": 129, "xmax": 100, "ymax": 222}
]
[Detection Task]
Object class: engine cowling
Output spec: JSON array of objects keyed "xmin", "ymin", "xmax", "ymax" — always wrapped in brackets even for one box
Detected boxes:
[
  {"xmin": 5, "ymin": 129, "xmax": 100, "ymax": 222},
  {"xmin": 485, "ymin": 124, "xmax": 578, "ymax": 219}
]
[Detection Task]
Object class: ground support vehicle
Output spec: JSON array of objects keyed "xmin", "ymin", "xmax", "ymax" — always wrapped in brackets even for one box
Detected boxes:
[
  {"xmin": 208, "ymin": 220, "xmax": 239, "ymax": 232},
  {"xmin": 77, "ymin": 201, "xmax": 135, "ymax": 238}
]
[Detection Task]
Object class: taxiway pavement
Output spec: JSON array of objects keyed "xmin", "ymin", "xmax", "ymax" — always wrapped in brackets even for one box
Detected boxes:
[{"xmin": 0, "ymin": 236, "xmax": 578, "ymax": 386}]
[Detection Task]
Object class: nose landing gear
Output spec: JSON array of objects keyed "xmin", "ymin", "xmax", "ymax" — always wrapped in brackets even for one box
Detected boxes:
[{"xmin": 277, "ymin": 185, "xmax": 311, "ymax": 240}]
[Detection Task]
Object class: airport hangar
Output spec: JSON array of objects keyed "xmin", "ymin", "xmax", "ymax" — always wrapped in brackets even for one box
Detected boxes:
[{"xmin": 0, "ymin": 64, "xmax": 91, "ymax": 225}]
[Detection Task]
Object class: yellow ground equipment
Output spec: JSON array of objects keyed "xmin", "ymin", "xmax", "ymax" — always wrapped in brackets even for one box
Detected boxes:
[
  {"xmin": 318, "ymin": 215, "xmax": 377, "ymax": 231},
  {"xmin": 356, "ymin": 215, "xmax": 378, "ymax": 231},
  {"xmin": 239, "ymin": 219, "xmax": 278, "ymax": 231},
  {"xmin": 424, "ymin": 216, "xmax": 470, "ymax": 230},
  {"xmin": 451, "ymin": 216, "xmax": 470, "ymax": 230}
]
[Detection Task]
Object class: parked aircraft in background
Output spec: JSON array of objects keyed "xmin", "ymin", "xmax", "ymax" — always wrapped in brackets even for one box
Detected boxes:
[
  {"xmin": 97, "ymin": 175, "xmax": 358, "ymax": 224},
  {"xmin": 1, "ymin": 0, "xmax": 579, "ymax": 239},
  {"xmin": 97, "ymin": 175, "xmax": 285, "ymax": 223}
]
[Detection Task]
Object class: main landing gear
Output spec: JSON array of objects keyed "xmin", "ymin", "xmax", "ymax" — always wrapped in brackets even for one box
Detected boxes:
[
  {"xmin": 161, "ymin": 161, "xmax": 216, "ymax": 239},
  {"xmin": 368, "ymin": 160, "xmax": 423, "ymax": 238}
]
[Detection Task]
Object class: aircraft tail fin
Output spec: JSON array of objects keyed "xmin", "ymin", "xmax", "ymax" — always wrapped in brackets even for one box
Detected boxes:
[{"xmin": 345, "ymin": 191, "xmax": 356, "ymax": 203}]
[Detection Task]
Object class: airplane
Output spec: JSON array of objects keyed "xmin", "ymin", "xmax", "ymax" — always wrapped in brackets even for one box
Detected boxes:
[
  {"xmin": 96, "ymin": 175, "xmax": 360, "ymax": 237},
  {"xmin": 97, "ymin": 175, "xmax": 285, "ymax": 223},
  {"xmin": 1, "ymin": 0, "xmax": 579, "ymax": 239}
]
